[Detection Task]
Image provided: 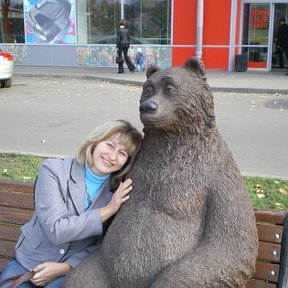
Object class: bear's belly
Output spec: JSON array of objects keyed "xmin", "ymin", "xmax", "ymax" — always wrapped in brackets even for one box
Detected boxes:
[{"xmin": 102, "ymin": 206, "xmax": 203, "ymax": 287}]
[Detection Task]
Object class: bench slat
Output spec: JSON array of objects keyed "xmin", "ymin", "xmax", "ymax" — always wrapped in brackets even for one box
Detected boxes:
[
  {"xmin": 0, "ymin": 180, "xmax": 33, "ymax": 194},
  {"xmin": 253, "ymin": 262, "xmax": 279, "ymax": 283},
  {"xmin": 0, "ymin": 207, "xmax": 33, "ymax": 225},
  {"xmin": 0, "ymin": 240, "xmax": 16, "ymax": 258},
  {"xmin": 258, "ymin": 241, "xmax": 281, "ymax": 263},
  {"xmin": 0, "ymin": 191, "xmax": 34, "ymax": 210},
  {"xmin": 254, "ymin": 209, "xmax": 285, "ymax": 225},
  {"xmin": 246, "ymin": 279, "xmax": 276, "ymax": 288},
  {"xmin": 257, "ymin": 223, "xmax": 283, "ymax": 244},
  {"xmin": 0, "ymin": 224, "xmax": 21, "ymax": 242}
]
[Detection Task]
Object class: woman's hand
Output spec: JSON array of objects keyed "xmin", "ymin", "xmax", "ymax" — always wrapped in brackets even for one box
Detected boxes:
[
  {"xmin": 100, "ymin": 178, "xmax": 132, "ymax": 222},
  {"xmin": 30, "ymin": 262, "xmax": 71, "ymax": 286}
]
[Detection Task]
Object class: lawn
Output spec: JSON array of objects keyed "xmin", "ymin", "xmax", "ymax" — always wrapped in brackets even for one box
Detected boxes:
[{"xmin": 0, "ymin": 153, "xmax": 287, "ymax": 211}]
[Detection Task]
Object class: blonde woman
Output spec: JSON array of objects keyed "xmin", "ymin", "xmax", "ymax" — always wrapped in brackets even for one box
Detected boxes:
[{"xmin": 0, "ymin": 120, "xmax": 142, "ymax": 288}]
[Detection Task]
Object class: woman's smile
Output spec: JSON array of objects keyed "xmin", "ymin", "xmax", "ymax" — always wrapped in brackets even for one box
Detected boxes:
[{"xmin": 90, "ymin": 135, "xmax": 129, "ymax": 176}]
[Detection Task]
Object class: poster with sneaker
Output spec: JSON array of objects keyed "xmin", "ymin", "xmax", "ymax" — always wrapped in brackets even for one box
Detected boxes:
[{"xmin": 24, "ymin": 0, "xmax": 76, "ymax": 44}]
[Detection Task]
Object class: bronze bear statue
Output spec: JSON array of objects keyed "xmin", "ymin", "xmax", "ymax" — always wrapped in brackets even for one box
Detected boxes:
[{"xmin": 64, "ymin": 57, "xmax": 258, "ymax": 288}]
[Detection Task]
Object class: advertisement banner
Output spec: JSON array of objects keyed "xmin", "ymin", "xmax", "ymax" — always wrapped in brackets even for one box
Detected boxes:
[{"xmin": 24, "ymin": 0, "xmax": 76, "ymax": 44}]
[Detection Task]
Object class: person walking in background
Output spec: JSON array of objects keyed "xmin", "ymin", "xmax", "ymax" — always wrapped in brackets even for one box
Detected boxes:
[
  {"xmin": 135, "ymin": 47, "xmax": 144, "ymax": 72},
  {"xmin": 0, "ymin": 120, "xmax": 142, "ymax": 287},
  {"xmin": 277, "ymin": 18, "xmax": 288, "ymax": 74},
  {"xmin": 116, "ymin": 19, "xmax": 135, "ymax": 74}
]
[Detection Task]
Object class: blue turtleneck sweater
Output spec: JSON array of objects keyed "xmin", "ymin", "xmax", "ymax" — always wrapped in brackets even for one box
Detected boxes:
[{"xmin": 84, "ymin": 162, "xmax": 110, "ymax": 209}]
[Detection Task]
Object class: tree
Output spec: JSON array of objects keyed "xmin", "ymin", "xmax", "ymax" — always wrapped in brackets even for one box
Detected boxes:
[{"xmin": 1, "ymin": 0, "xmax": 13, "ymax": 42}]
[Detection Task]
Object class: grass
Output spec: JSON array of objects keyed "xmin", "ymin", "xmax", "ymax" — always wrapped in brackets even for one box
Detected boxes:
[
  {"xmin": 0, "ymin": 153, "xmax": 287, "ymax": 211},
  {"xmin": 0, "ymin": 153, "xmax": 44, "ymax": 182},
  {"xmin": 243, "ymin": 176, "xmax": 288, "ymax": 211}
]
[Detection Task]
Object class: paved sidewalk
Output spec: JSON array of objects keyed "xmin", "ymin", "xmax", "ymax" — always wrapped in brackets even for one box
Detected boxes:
[{"xmin": 14, "ymin": 65, "xmax": 288, "ymax": 94}]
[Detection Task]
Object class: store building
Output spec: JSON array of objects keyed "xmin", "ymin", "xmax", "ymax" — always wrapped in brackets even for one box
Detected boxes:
[{"xmin": 0, "ymin": 0, "xmax": 287, "ymax": 71}]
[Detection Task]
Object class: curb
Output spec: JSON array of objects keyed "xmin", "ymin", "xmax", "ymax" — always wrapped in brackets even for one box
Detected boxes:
[
  {"xmin": 13, "ymin": 72, "xmax": 286, "ymax": 94},
  {"xmin": 14, "ymin": 72, "xmax": 144, "ymax": 87}
]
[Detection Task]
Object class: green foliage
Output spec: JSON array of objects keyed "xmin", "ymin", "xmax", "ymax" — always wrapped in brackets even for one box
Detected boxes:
[
  {"xmin": 0, "ymin": 153, "xmax": 287, "ymax": 211},
  {"xmin": 0, "ymin": 153, "xmax": 44, "ymax": 183},
  {"xmin": 244, "ymin": 176, "xmax": 288, "ymax": 211}
]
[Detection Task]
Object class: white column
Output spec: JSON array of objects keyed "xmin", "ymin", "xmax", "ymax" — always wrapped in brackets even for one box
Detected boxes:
[
  {"xmin": 196, "ymin": 0, "xmax": 204, "ymax": 58},
  {"xmin": 121, "ymin": 0, "xmax": 124, "ymax": 19},
  {"xmin": 76, "ymin": 1, "xmax": 87, "ymax": 44},
  {"xmin": 228, "ymin": 0, "xmax": 237, "ymax": 71}
]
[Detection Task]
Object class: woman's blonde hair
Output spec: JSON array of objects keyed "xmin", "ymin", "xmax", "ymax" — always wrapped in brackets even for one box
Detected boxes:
[{"xmin": 76, "ymin": 120, "xmax": 142, "ymax": 190}]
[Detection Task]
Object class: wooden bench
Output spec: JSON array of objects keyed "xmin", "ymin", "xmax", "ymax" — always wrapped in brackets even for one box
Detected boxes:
[
  {"xmin": 247, "ymin": 209, "xmax": 288, "ymax": 288},
  {"xmin": 0, "ymin": 179, "xmax": 287, "ymax": 287},
  {"xmin": 0, "ymin": 179, "xmax": 34, "ymax": 272}
]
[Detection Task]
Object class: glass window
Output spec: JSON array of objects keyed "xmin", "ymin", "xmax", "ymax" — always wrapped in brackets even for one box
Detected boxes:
[
  {"xmin": 85, "ymin": 0, "xmax": 171, "ymax": 45},
  {"xmin": 86, "ymin": 0, "xmax": 121, "ymax": 44},
  {"xmin": 0, "ymin": 0, "xmax": 25, "ymax": 43},
  {"xmin": 242, "ymin": 3, "xmax": 270, "ymax": 67},
  {"xmin": 242, "ymin": 3, "xmax": 270, "ymax": 46},
  {"xmin": 125, "ymin": 0, "xmax": 171, "ymax": 44}
]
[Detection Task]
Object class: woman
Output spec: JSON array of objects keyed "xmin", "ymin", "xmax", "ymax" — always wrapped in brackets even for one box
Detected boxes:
[
  {"xmin": 0, "ymin": 120, "xmax": 142, "ymax": 287},
  {"xmin": 116, "ymin": 19, "xmax": 135, "ymax": 74}
]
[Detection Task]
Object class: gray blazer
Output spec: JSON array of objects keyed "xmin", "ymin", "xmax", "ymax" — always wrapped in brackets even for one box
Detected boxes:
[{"xmin": 15, "ymin": 158, "xmax": 113, "ymax": 270}]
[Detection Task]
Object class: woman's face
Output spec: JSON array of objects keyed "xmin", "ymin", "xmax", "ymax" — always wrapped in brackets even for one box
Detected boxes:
[{"xmin": 90, "ymin": 135, "xmax": 129, "ymax": 176}]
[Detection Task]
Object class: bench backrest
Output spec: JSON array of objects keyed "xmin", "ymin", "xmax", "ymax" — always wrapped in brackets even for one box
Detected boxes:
[
  {"xmin": 0, "ymin": 179, "xmax": 287, "ymax": 288},
  {"xmin": 247, "ymin": 209, "xmax": 288, "ymax": 288},
  {"xmin": 0, "ymin": 179, "xmax": 34, "ymax": 272}
]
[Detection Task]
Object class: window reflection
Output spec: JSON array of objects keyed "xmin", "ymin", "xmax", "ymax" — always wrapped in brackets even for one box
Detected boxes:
[
  {"xmin": 86, "ymin": 0, "xmax": 121, "ymax": 44},
  {"xmin": 86, "ymin": 0, "xmax": 171, "ymax": 45},
  {"xmin": 242, "ymin": 3, "xmax": 270, "ymax": 66},
  {"xmin": 0, "ymin": 0, "xmax": 24, "ymax": 43},
  {"xmin": 242, "ymin": 3, "xmax": 270, "ymax": 46},
  {"xmin": 242, "ymin": 46, "xmax": 268, "ymax": 62}
]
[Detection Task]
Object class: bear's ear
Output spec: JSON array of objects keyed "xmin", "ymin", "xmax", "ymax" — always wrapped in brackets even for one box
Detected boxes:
[
  {"xmin": 146, "ymin": 66, "xmax": 160, "ymax": 79},
  {"xmin": 184, "ymin": 57, "xmax": 206, "ymax": 76}
]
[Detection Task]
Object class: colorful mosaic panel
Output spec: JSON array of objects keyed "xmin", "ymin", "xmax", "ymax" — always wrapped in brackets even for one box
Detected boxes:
[{"xmin": 76, "ymin": 45, "xmax": 171, "ymax": 68}]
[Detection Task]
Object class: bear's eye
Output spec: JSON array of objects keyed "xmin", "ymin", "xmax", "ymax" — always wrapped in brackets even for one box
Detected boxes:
[
  {"xmin": 144, "ymin": 87, "xmax": 155, "ymax": 97},
  {"xmin": 165, "ymin": 85, "xmax": 175, "ymax": 96}
]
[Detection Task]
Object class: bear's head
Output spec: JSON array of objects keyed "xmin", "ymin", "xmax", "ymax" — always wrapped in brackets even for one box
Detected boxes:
[{"xmin": 139, "ymin": 57, "xmax": 215, "ymax": 136}]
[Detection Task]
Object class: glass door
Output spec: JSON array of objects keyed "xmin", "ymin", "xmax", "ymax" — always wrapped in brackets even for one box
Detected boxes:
[{"xmin": 241, "ymin": 3, "xmax": 271, "ymax": 69}]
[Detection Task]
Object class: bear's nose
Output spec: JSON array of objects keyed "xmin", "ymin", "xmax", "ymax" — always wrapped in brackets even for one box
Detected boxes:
[{"xmin": 139, "ymin": 100, "xmax": 158, "ymax": 113}]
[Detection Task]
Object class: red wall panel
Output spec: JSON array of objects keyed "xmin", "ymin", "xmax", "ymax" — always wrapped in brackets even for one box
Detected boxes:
[
  {"xmin": 172, "ymin": 47, "xmax": 196, "ymax": 67},
  {"xmin": 173, "ymin": 0, "xmax": 197, "ymax": 44},
  {"xmin": 202, "ymin": 47, "xmax": 229, "ymax": 69},
  {"xmin": 203, "ymin": 0, "xmax": 231, "ymax": 44},
  {"xmin": 172, "ymin": 0, "xmax": 234, "ymax": 69}
]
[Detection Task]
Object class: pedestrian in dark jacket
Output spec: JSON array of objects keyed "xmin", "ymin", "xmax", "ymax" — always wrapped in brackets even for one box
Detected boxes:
[
  {"xmin": 116, "ymin": 19, "xmax": 135, "ymax": 74},
  {"xmin": 277, "ymin": 18, "xmax": 288, "ymax": 72}
]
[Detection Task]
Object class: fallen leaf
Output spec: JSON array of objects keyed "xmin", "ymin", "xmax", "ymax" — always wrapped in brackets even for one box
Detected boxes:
[
  {"xmin": 279, "ymin": 187, "xmax": 288, "ymax": 195},
  {"xmin": 256, "ymin": 184, "xmax": 264, "ymax": 194}
]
